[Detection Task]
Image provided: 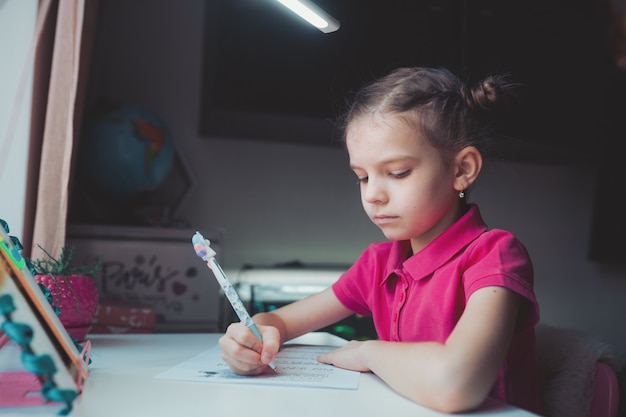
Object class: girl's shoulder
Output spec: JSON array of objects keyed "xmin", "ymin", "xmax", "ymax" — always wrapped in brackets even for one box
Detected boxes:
[
  {"xmin": 475, "ymin": 228, "xmax": 530, "ymax": 254},
  {"xmin": 464, "ymin": 228, "xmax": 534, "ymax": 280}
]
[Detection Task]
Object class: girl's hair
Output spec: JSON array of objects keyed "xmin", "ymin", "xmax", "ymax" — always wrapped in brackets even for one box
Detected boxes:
[{"xmin": 339, "ymin": 67, "xmax": 517, "ymax": 157}]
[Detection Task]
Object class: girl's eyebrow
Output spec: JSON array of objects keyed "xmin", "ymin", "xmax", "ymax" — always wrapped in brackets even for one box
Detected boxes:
[{"xmin": 350, "ymin": 155, "xmax": 416, "ymax": 170}]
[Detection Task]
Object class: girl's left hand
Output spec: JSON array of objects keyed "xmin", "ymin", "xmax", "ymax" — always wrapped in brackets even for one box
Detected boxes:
[{"xmin": 316, "ymin": 340, "xmax": 371, "ymax": 372}]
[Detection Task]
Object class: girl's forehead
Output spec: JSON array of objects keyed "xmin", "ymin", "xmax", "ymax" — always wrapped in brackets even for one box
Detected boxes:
[
  {"xmin": 346, "ymin": 113, "xmax": 421, "ymax": 145},
  {"xmin": 347, "ymin": 114, "xmax": 438, "ymax": 161},
  {"xmin": 347, "ymin": 113, "xmax": 398, "ymax": 140}
]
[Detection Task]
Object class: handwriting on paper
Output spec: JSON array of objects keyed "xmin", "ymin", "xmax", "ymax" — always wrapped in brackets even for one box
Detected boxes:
[{"xmin": 154, "ymin": 344, "xmax": 361, "ymax": 389}]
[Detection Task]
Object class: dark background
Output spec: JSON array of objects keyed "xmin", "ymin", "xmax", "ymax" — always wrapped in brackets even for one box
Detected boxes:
[{"xmin": 200, "ymin": 0, "xmax": 613, "ymax": 162}]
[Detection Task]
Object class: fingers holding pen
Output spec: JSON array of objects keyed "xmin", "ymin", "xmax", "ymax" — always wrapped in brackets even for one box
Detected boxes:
[
  {"xmin": 218, "ymin": 322, "xmax": 280, "ymax": 374},
  {"xmin": 257, "ymin": 325, "xmax": 280, "ymax": 366},
  {"xmin": 218, "ymin": 326, "xmax": 263, "ymax": 374}
]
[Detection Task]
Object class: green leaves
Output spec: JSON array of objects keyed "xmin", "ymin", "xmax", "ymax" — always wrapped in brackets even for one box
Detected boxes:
[{"xmin": 28, "ymin": 245, "xmax": 102, "ymax": 277}]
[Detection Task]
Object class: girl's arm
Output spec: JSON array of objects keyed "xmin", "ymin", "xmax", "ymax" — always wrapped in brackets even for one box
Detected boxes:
[
  {"xmin": 318, "ymin": 286, "xmax": 521, "ymax": 413},
  {"xmin": 218, "ymin": 287, "xmax": 353, "ymax": 374},
  {"xmin": 256, "ymin": 286, "xmax": 355, "ymax": 342}
]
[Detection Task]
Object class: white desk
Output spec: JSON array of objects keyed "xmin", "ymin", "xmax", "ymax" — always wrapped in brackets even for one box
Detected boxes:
[{"xmin": 1, "ymin": 333, "xmax": 540, "ymax": 417}]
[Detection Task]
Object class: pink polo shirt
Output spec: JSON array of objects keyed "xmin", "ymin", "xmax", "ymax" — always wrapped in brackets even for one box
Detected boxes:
[{"xmin": 332, "ymin": 204, "xmax": 543, "ymax": 415}]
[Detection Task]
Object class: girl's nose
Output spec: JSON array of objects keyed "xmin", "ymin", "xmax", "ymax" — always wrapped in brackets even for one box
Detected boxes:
[{"xmin": 363, "ymin": 178, "xmax": 387, "ymax": 204}]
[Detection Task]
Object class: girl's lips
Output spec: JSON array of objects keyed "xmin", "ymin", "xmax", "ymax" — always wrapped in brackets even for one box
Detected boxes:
[{"xmin": 372, "ymin": 216, "xmax": 398, "ymax": 226}]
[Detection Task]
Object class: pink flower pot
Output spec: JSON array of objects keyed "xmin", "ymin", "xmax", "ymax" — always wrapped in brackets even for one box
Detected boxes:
[{"xmin": 35, "ymin": 274, "xmax": 99, "ymax": 342}]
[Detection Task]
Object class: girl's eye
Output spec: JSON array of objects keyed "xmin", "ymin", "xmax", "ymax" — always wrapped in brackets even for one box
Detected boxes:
[
  {"xmin": 356, "ymin": 176, "xmax": 368, "ymax": 184},
  {"xmin": 392, "ymin": 170, "xmax": 410, "ymax": 179}
]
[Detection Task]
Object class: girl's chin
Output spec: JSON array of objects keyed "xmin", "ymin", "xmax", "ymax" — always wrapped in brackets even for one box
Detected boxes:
[{"xmin": 378, "ymin": 228, "xmax": 409, "ymax": 242}]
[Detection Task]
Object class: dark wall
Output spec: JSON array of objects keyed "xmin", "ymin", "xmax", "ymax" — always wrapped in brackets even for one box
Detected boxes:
[{"xmin": 200, "ymin": 0, "xmax": 612, "ymax": 162}]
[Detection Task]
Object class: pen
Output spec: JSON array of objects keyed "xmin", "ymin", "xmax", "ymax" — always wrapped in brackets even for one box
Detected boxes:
[{"xmin": 191, "ymin": 231, "xmax": 276, "ymax": 370}]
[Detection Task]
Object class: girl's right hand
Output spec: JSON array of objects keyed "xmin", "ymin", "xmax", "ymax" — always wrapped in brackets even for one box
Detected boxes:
[{"xmin": 217, "ymin": 321, "xmax": 281, "ymax": 375}]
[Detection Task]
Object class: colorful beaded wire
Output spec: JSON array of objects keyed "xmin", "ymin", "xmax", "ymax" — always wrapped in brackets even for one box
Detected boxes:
[{"xmin": 0, "ymin": 218, "xmax": 78, "ymax": 415}]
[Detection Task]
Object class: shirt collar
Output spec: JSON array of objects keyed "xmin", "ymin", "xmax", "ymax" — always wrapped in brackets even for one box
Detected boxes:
[{"xmin": 382, "ymin": 204, "xmax": 488, "ymax": 283}]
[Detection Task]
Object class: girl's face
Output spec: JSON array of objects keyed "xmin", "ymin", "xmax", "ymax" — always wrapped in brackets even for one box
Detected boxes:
[{"xmin": 346, "ymin": 113, "xmax": 464, "ymax": 254}]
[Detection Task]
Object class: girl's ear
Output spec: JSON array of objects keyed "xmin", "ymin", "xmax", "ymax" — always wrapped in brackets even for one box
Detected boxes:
[{"xmin": 453, "ymin": 146, "xmax": 482, "ymax": 192}]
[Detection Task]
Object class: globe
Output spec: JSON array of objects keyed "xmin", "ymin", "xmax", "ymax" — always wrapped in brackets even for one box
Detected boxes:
[{"xmin": 78, "ymin": 104, "xmax": 175, "ymax": 198}]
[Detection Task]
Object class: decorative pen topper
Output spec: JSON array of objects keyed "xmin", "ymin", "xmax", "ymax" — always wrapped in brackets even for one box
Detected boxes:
[
  {"xmin": 191, "ymin": 232, "xmax": 216, "ymax": 263},
  {"xmin": 191, "ymin": 231, "xmax": 276, "ymax": 371}
]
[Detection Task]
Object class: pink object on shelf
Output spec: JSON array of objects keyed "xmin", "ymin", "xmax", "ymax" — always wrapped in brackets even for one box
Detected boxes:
[
  {"xmin": 35, "ymin": 274, "xmax": 99, "ymax": 342},
  {"xmin": 90, "ymin": 304, "xmax": 156, "ymax": 334}
]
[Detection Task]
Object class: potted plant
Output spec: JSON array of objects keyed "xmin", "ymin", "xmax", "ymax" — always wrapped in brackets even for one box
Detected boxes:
[{"xmin": 27, "ymin": 245, "xmax": 102, "ymax": 342}]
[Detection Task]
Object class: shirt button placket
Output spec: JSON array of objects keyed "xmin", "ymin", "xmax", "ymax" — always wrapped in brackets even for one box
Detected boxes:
[{"xmin": 392, "ymin": 271, "xmax": 408, "ymax": 341}]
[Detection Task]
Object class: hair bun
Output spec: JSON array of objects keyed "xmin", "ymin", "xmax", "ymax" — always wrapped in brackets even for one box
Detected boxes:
[{"xmin": 464, "ymin": 74, "xmax": 515, "ymax": 112}]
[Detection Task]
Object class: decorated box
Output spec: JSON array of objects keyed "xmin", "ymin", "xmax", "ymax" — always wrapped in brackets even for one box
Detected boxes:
[{"xmin": 67, "ymin": 225, "xmax": 222, "ymax": 332}]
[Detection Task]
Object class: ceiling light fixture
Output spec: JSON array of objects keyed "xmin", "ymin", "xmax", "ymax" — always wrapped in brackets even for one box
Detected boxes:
[{"xmin": 275, "ymin": 0, "xmax": 340, "ymax": 33}]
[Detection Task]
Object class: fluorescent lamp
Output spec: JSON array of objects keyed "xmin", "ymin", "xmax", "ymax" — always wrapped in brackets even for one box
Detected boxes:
[{"xmin": 276, "ymin": 0, "xmax": 340, "ymax": 33}]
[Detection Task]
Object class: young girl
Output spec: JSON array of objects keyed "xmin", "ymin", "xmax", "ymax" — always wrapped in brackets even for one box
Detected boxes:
[{"xmin": 218, "ymin": 67, "xmax": 543, "ymax": 415}]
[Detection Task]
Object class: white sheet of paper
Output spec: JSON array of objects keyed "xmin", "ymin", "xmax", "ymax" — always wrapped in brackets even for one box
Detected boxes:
[{"xmin": 154, "ymin": 343, "xmax": 360, "ymax": 389}]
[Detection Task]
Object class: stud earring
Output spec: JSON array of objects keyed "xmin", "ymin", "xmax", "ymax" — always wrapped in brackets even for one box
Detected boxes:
[{"xmin": 459, "ymin": 190, "xmax": 465, "ymax": 199}]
